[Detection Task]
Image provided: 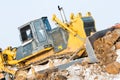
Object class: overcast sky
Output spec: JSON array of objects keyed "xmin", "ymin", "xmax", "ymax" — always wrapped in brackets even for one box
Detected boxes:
[{"xmin": 0, "ymin": 0, "xmax": 120, "ymax": 49}]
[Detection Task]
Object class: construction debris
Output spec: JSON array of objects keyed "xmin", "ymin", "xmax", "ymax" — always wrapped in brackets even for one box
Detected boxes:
[
  {"xmin": 93, "ymin": 28, "xmax": 120, "ymax": 75},
  {"xmin": 14, "ymin": 28, "xmax": 120, "ymax": 80},
  {"xmin": 25, "ymin": 62, "xmax": 120, "ymax": 80},
  {"xmin": 94, "ymin": 29, "xmax": 120, "ymax": 65}
]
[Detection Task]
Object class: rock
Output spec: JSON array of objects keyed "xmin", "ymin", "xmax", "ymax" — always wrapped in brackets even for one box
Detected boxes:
[
  {"xmin": 94, "ymin": 76, "xmax": 98, "ymax": 80},
  {"xmin": 54, "ymin": 75, "xmax": 67, "ymax": 80},
  {"xmin": 35, "ymin": 73, "xmax": 47, "ymax": 80},
  {"xmin": 15, "ymin": 70, "xmax": 27, "ymax": 80},
  {"xmin": 105, "ymin": 62, "xmax": 120, "ymax": 74},
  {"xmin": 113, "ymin": 23, "xmax": 120, "ymax": 29},
  {"xmin": 115, "ymin": 42, "xmax": 120, "ymax": 49},
  {"xmin": 59, "ymin": 70, "xmax": 69, "ymax": 77},
  {"xmin": 0, "ymin": 73, "xmax": 4, "ymax": 79},
  {"xmin": 114, "ymin": 62, "xmax": 120, "ymax": 69}
]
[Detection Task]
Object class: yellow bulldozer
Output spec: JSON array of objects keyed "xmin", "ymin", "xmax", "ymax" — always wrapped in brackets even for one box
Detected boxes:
[{"xmin": 0, "ymin": 6, "xmax": 96, "ymax": 78}]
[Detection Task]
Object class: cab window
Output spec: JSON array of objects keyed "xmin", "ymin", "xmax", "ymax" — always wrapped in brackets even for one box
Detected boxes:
[
  {"xmin": 20, "ymin": 25, "xmax": 33, "ymax": 42},
  {"xmin": 34, "ymin": 20, "xmax": 46, "ymax": 42}
]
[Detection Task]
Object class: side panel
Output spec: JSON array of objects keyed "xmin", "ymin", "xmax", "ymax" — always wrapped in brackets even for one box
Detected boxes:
[
  {"xmin": 50, "ymin": 27, "xmax": 68, "ymax": 52},
  {"xmin": 16, "ymin": 46, "xmax": 23, "ymax": 60},
  {"xmin": 42, "ymin": 17, "xmax": 52, "ymax": 31},
  {"xmin": 16, "ymin": 41, "xmax": 33, "ymax": 60}
]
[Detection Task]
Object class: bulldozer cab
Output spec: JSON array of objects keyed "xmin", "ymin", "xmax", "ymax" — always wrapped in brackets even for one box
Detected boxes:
[
  {"xmin": 16, "ymin": 17, "xmax": 53, "ymax": 60},
  {"xmin": 19, "ymin": 17, "xmax": 52, "ymax": 43},
  {"xmin": 16, "ymin": 17, "xmax": 68, "ymax": 60}
]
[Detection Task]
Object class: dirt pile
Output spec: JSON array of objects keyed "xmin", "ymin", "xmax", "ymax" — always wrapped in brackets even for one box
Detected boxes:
[
  {"xmin": 93, "ymin": 29, "xmax": 120, "ymax": 74},
  {"xmin": 94, "ymin": 29, "xmax": 120, "ymax": 65},
  {"xmin": 26, "ymin": 62, "xmax": 120, "ymax": 80},
  {"xmin": 27, "ymin": 68, "xmax": 67, "ymax": 80}
]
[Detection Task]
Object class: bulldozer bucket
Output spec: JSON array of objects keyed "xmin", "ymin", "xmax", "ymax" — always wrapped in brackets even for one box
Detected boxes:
[{"xmin": 85, "ymin": 28, "xmax": 114, "ymax": 63}]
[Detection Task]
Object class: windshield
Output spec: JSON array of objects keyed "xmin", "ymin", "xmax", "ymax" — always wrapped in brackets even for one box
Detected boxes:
[{"xmin": 34, "ymin": 20, "xmax": 46, "ymax": 42}]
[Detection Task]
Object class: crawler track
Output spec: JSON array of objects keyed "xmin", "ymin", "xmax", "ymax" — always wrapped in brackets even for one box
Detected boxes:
[{"xmin": 18, "ymin": 52, "xmax": 73, "ymax": 71}]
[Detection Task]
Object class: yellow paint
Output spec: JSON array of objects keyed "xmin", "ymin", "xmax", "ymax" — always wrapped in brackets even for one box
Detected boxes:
[
  {"xmin": 58, "ymin": 45, "xmax": 63, "ymax": 50},
  {"xmin": 0, "ymin": 51, "xmax": 16, "ymax": 75},
  {"xmin": 2, "ymin": 46, "xmax": 16, "ymax": 62},
  {"xmin": 1, "ymin": 47, "xmax": 52, "ymax": 65},
  {"xmin": 17, "ymin": 47, "xmax": 53, "ymax": 63}
]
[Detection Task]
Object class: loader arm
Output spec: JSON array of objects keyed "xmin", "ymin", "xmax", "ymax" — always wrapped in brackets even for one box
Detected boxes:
[{"xmin": 52, "ymin": 14, "xmax": 85, "ymax": 42}]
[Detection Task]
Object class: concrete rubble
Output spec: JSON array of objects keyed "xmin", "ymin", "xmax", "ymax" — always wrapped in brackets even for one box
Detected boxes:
[{"xmin": 15, "ymin": 28, "xmax": 120, "ymax": 80}]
